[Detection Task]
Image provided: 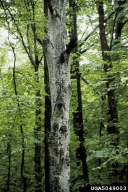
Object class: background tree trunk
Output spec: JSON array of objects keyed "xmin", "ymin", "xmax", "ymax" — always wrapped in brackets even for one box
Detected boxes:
[
  {"xmin": 44, "ymin": 1, "xmax": 51, "ymax": 191},
  {"xmin": 97, "ymin": 1, "xmax": 118, "ymax": 184},
  {"xmin": 69, "ymin": 0, "xmax": 89, "ymax": 189},
  {"xmin": 97, "ymin": 0, "xmax": 127, "ymax": 184},
  {"xmin": 44, "ymin": 56, "xmax": 51, "ymax": 192},
  {"xmin": 34, "ymin": 65, "xmax": 42, "ymax": 192},
  {"xmin": 6, "ymin": 141, "xmax": 11, "ymax": 191}
]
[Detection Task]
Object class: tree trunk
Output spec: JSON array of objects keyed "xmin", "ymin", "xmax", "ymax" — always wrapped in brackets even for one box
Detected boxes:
[
  {"xmin": 43, "ymin": 0, "xmax": 75, "ymax": 191},
  {"xmin": 44, "ymin": 1, "xmax": 51, "ymax": 191},
  {"xmin": 34, "ymin": 64, "xmax": 43, "ymax": 192},
  {"xmin": 6, "ymin": 141, "xmax": 11, "ymax": 191},
  {"xmin": 97, "ymin": 0, "xmax": 125, "ymax": 184},
  {"xmin": 10, "ymin": 39, "xmax": 27, "ymax": 191},
  {"xmin": 69, "ymin": 0, "xmax": 89, "ymax": 188},
  {"xmin": 98, "ymin": 2, "xmax": 118, "ymax": 184},
  {"xmin": 44, "ymin": 56, "xmax": 51, "ymax": 192},
  {"xmin": 20, "ymin": 125, "xmax": 27, "ymax": 192},
  {"xmin": 97, "ymin": 1, "xmax": 119, "ymax": 134}
]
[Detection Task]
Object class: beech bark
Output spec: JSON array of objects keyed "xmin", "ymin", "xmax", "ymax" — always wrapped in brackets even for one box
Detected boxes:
[{"xmin": 43, "ymin": 0, "xmax": 73, "ymax": 191}]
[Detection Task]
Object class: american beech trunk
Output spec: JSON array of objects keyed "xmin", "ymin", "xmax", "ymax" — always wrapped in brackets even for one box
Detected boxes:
[{"xmin": 43, "ymin": 0, "xmax": 72, "ymax": 191}]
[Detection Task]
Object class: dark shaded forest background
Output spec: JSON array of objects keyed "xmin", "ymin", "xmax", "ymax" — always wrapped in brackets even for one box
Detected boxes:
[{"xmin": 0, "ymin": 0, "xmax": 128, "ymax": 191}]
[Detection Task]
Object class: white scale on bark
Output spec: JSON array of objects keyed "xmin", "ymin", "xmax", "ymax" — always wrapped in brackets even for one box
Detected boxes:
[{"xmin": 43, "ymin": 0, "xmax": 71, "ymax": 191}]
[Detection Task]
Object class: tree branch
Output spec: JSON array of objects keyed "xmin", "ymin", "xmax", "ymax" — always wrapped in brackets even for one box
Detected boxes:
[
  {"xmin": 45, "ymin": 0, "xmax": 60, "ymax": 18},
  {"xmin": 65, "ymin": 36, "xmax": 77, "ymax": 54}
]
